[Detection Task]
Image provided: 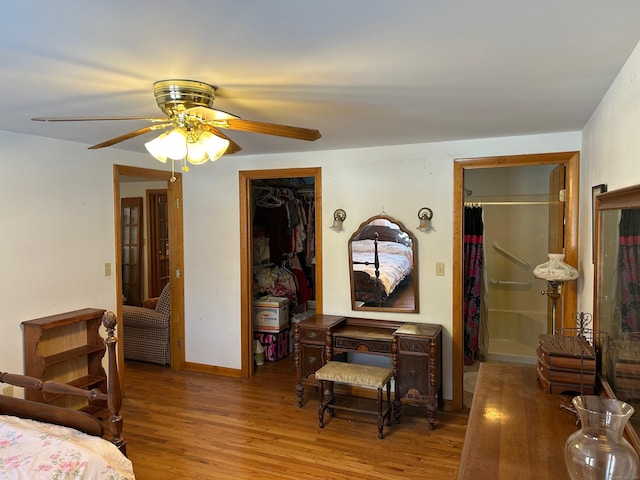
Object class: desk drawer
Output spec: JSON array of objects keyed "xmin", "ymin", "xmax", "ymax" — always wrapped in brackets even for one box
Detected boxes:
[
  {"xmin": 298, "ymin": 327, "xmax": 325, "ymax": 343},
  {"xmin": 397, "ymin": 354, "xmax": 430, "ymax": 400},
  {"xmin": 397, "ymin": 337, "xmax": 431, "ymax": 354},
  {"xmin": 300, "ymin": 344, "xmax": 325, "ymax": 379},
  {"xmin": 334, "ymin": 336, "xmax": 393, "ymax": 354}
]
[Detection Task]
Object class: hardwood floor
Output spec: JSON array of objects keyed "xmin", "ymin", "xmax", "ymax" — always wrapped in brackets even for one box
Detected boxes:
[{"xmin": 121, "ymin": 356, "xmax": 469, "ymax": 480}]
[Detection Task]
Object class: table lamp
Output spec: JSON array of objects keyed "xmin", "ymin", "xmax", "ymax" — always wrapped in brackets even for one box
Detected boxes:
[{"xmin": 533, "ymin": 253, "xmax": 579, "ymax": 333}]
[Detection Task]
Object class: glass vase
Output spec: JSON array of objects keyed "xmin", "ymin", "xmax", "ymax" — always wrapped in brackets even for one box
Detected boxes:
[{"xmin": 565, "ymin": 395, "xmax": 639, "ymax": 480}]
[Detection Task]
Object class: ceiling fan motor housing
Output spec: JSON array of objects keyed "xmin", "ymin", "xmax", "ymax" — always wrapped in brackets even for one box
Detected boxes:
[{"xmin": 153, "ymin": 79, "xmax": 217, "ymax": 117}]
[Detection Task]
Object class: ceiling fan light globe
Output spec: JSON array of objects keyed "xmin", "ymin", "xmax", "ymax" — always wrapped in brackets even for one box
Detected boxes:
[
  {"xmin": 165, "ymin": 128, "xmax": 188, "ymax": 160},
  {"xmin": 200, "ymin": 131, "xmax": 229, "ymax": 161},
  {"xmin": 186, "ymin": 140, "xmax": 209, "ymax": 165},
  {"xmin": 144, "ymin": 133, "xmax": 168, "ymax": 163}
]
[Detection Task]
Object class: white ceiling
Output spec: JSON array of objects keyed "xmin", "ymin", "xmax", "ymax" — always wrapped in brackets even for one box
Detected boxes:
[{"xmin": 2, "ymin": 1, "xmax": 639, "ymax": 158}]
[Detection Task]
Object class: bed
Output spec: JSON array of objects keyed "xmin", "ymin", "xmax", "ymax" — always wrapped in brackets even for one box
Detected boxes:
[
  {"xmin": 0, "ymin": 311, "xmax": 135, "ymax": 479},
  {"xmin": 350, "ymin": 224, "xmax": 414, "ymax": 307}
]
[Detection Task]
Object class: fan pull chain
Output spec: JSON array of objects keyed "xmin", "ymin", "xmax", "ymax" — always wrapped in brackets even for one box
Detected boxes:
[{"xmin": 170, "ymin": 159, "xmax": 177, "ymax": 184}]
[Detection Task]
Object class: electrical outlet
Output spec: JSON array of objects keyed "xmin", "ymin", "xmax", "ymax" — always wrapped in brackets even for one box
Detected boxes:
[
  {"xmin": 104, "ymin": 262, "xmax": 112, "ymax": 277},
  {"xmin": 436, "ymin": 262, "xmax": 445, "ymax": 276},
  {"xmin": 2, "ymin": 385, "xmax": 14, "ymax": 397}
]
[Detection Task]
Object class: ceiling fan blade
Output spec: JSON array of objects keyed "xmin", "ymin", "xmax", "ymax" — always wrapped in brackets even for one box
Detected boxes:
[
  {"xmin": 88, "ymin": 123, "xmax": 173, "ymax": 149},
  {"xmin": 185, "ymin": 106, "xmax": 239, "ymax": 121},
  {"xmin": 218, "ymin": 118, "xmax": 321, "ymax": 141},
  {"xmin": 199, "ymin": 124, "xmax": 242, "ymax": 155},
  {"xmin": 32, "ymin": 116, "xmax": 168, "ymax": 122}
]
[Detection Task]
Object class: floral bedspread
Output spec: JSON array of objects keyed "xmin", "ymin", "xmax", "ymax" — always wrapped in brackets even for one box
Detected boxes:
[{"xmin": 0, "ymin": 415, "xmax": 135, "ymax": 479}]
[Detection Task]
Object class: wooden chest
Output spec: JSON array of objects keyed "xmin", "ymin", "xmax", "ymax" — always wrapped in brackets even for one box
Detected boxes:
[{"xmin": 536, "ymin": 334, "xmax": 596, "ymax": 395}]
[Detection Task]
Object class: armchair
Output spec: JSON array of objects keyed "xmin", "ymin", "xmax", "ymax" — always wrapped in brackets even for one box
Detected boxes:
[{"xmin": 122, "ymin": 282, "xmax": 171, "ymax": 365}]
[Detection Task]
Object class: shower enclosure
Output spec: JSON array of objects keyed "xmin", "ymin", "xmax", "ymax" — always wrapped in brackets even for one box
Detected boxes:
[{"xmin": 466, "ymin": 165, "xmax": 560, "ymax": 364}]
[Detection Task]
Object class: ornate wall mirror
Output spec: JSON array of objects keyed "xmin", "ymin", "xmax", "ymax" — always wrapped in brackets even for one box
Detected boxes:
[
  {"xmin": 594, "ymin": 183, "xmax": 640, "ymax": 452},
  {"xmin": 348, "ymin": 215, "xmax": 418, "ymax": 312}
]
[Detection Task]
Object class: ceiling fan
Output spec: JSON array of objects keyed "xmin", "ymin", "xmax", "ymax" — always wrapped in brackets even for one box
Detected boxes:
[{"xmin": 32, "ymin": 79, "xmax": 322, "ymax": 169}]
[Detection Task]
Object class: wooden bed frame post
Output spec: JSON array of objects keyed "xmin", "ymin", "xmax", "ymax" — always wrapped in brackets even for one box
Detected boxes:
[{"xmin": 103, "ymin": 311, "xmax": 126, "ymax": 454}]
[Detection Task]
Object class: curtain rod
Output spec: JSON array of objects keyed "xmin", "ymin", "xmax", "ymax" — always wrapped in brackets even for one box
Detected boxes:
[{"xmin": 464, "ymin": 201, "xmax": 554, "ymax": 206}]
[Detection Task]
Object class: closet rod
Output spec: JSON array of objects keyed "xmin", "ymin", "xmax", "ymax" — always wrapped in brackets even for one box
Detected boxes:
[{"xmin": 253, "ymin": 185, "xmax": 314, "ymax": 194}]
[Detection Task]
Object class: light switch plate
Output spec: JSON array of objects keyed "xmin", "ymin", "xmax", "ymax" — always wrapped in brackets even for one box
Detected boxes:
[
  {"xmin": 436, "ymin": 262, "xmax": 445, "ymax": 276},
  {"xmin": 104, "ymin": 262, "xmax": 112, "ymax": 277}
]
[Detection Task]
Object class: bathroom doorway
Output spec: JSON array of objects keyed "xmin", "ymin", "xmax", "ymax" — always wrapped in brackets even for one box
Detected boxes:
[
  {"xmin": 452, "ymin": 151, "xmax": 579, "ymax": 410},
  {"xmin": 463, "ymin": 164, "xmax": 560, "ymax": 365}
]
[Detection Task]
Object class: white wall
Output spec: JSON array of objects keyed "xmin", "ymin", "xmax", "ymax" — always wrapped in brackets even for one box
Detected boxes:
[
  {"xmin": 579, "ymin": 40, "xmax": 640, "ymax": 314},
  {"xmin": 0, "ymin": 126, "xmax": 580, "ymax": 400},
  {"xmin": 0, "ymin": 132, "xmax": 149, "ymax": 374},
  {"xmin": 180, "ymin": 131, "xmax": 581, "ymax": 400}
]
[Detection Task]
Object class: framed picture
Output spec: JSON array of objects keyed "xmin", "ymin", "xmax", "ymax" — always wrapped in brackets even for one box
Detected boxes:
[{"xmin": 592, "ymin": 183, "xmax": 607, "ymax": 262}]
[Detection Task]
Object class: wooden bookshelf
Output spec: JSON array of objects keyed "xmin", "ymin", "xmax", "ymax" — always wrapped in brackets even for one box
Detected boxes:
[{"xmin": 22, "ymin": 308, "xmax": 107, "ymax": 415}]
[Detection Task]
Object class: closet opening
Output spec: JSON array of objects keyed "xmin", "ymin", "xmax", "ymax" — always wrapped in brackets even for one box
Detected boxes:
[{"xmin": 239, "ymin": 167, "xmax": 322, "ymax": 378}]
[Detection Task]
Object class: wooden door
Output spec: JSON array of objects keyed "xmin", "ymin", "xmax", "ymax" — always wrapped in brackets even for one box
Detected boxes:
[
  {"xmin": 546, "ymin": 165, "xmax": 566, "ymax": 333},
  {"xmin": 121, "ymin": 197, "xmax": 143, "ymax": 306},
  {"xmin": 547, "ymin": 164, "xmax": 566, "ymax": 256},
  {"xmin": 147, "ymin": 190, "xmax": 169, "ymax": 298}
]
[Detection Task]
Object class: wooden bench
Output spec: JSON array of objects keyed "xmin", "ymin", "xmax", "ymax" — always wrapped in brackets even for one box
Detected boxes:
[{"xmin": 315, "ymin": 361, "xmax": 394, "ymax": 439}]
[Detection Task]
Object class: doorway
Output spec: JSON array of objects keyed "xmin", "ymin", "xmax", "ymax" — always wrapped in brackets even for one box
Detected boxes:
[
  {"xmin": 113, "ymin": 164, "xmax": 186, "ymax": 378},
  {"xmin": 121, "ymin": 197, "xmax": 144, "ymax": 306},
  {"xmin": 452, "ymin": 151, "xmax": 579, "ymax": 410},
  {"xmin": 239, "ymin": 167, "xmax": 323, "ymax": 378},
  {"xmin": 463, "ymin": 164, "xmax": 561, "ymax": 365},
  {"xmin": 146, "ymin": 189, "xmax": 170, "ymax": 298}
]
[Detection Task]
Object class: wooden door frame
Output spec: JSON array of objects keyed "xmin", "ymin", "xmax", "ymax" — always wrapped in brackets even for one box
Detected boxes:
[
  {"xmin": 452, "ymin": 151, "xmax": 579, "ymax": 410},
  {"xmin": 113, "ymin": 165, "xmax": 186, "ymax": 382},
  {"xmin": 239, "ymin": 167, "xmax": 323, "ymax": 378}
]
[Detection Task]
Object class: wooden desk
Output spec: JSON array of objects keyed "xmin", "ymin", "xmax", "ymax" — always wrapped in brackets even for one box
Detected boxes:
[
  {"xmin": 456, "ymin": 363, "xmax": 577, "ymax": 480},
  {"xmin": 294, "ymin": 315, "xmax": 442, "ymax": 429}
]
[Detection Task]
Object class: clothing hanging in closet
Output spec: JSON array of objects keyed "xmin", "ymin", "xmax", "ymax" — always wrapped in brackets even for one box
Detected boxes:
[{"xmin": 253, "ymin": 186, "xmax": 315, "ymax": 309}]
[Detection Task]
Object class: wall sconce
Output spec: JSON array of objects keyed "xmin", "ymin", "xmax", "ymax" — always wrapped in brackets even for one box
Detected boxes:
[
  {"xmin": 416, "ymin": 207, "xmax": 433, "ymax": 232},
  {"xmin": 533, "ymin": 253, "xmax": 579, "ymax": 333},
  {"xmin": 330, "ymin": 209, "xmax": 347, "ymax": 232}
]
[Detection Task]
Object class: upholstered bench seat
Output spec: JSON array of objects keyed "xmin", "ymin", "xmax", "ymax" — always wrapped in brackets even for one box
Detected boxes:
[
  {"xmin": 315, "ymin": 361, "xmax": 393, "ymax": 388},
  {"xmin": 315, "ymin": 361, "xmax": 394, "ymax": 439}
]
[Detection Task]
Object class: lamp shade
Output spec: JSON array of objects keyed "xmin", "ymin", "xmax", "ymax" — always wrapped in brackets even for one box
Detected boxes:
[
  {"xmin": 145, "ymin": 126, "xmax": 229, "ymax": 167},
  {"xmin": 200, "ymin": 130, "xmax": 229, "ymax": 161},
  {"xmin": 144, "ymin": 128, "xmax": 188, "ymax": 161},
  {"xmin": 164, "ymin": 128, "xmax": 188, "ymax": 160},
  {"xmin": 144, "ymin": 132, "xmax": 169, "ymax": 163},
  {"xmin": 533, "ymin": 253, "xmax": 578, "ymax": 282},
  {"xmin": 186, "ymin": 138, "xmax": 208, "ymax": 165}
]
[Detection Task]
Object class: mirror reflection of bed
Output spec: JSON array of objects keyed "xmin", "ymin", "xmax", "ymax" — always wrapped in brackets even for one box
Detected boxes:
[{"xmin": 349, "ymin": 215, "xmax": 418, "ymax": 313}]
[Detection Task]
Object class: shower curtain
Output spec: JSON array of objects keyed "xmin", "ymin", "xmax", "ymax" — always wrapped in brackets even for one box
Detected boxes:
[
  {"xmin": 619, "ymin": 209, "xmax": 640, "ymax": 333},
  {"xmin": 463, "ymin": 206, "xmax": 484, "ymax": 365}
]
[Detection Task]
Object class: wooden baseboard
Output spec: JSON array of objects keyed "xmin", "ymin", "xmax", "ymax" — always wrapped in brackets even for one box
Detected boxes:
[{"xmin": 184, "ymin": 362, "xmax": 242, "ymax": 378}]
